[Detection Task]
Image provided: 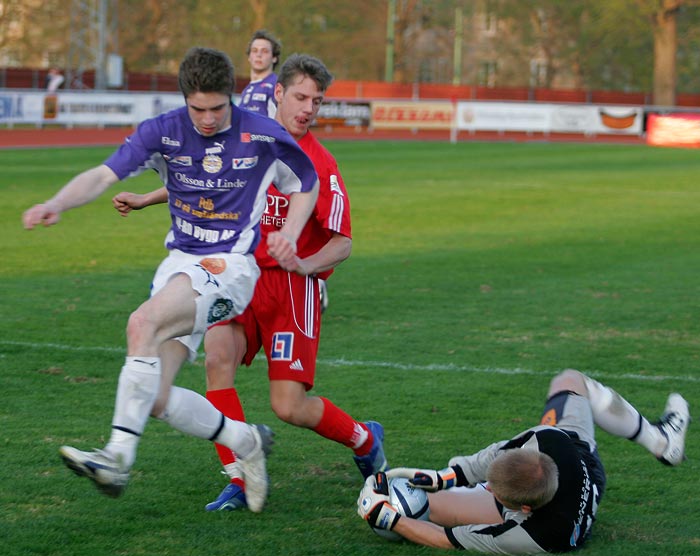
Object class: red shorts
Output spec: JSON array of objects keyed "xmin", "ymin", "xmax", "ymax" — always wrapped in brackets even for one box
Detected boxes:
[{"xmin": 233, "ymin": 267, "xmax": 321, "ymax": 390}]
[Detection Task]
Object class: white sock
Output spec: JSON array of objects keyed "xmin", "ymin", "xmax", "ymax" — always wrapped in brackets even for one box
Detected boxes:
[
  {"xmin": 106, "ymin": 357, "xmax": 161, "ymax": 468},
  {"xmin": 158, "ymin": 386, "xmax": 256, "ymax": 458},
  {"xmin": 584, "ymin": 375, "xmax": 665, "ymax": 455},
  {"xmin": 224, "ymin": 462, "xmax": 243, "ymax": 481},
  {"xmin": 352, "ymin": 423, "xmax": 369, "ymax": 450}
]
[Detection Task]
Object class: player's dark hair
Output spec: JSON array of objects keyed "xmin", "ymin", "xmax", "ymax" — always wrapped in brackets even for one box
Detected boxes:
[
  {"xmin": 179, "ymin": 47, "xmax": 235, "ymax": 98},
  {"xmin": 487, "ymin": 449, "xmax": 559, "ymax": 510},
  {"xmin": 277, "ymin": 53, "xmax": 333, "ymax": 93},
  {"xmin": 246, "ymin": 29, "xmax": 282, "ymax": 70}
]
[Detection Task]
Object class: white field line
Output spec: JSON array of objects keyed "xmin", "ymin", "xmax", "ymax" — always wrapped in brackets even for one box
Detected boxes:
[{"xmin": 2, "ymin": 340, "xmax": 699, "ymax": 384}]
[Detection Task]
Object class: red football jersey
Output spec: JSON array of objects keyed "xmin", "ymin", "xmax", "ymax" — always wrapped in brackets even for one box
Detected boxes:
[{"xmin": 255, "ymin": 131, "xmax": 352, "ymax": 280}]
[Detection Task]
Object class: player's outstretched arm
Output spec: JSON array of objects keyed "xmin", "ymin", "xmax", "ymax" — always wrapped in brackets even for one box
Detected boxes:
[
  {"xmin": 113, "ymin": 187, "xmax": 168, "ymax": 217},
  {"xmin": 23, "ymin": 164, "xmax": 119, "ymax": 229},
  {"xmin": 392, "ymin": 516, "xmax": 455, "ymax": 549}
]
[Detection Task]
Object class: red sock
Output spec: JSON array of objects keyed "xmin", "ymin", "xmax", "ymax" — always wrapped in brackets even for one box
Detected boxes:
[
  {"xmin": 206, "ymin": 388, "xmax": 245, "ymax": 484},
  {"xmin": 313, "ymin": 397, "xmax": 373, "ymax": 455}
]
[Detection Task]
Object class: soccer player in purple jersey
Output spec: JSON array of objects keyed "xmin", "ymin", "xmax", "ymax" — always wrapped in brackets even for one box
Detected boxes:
[
  {"xmin": 239, "ymin": 30, "xmax": 281, "ymax": 118},
  {"xmin": 111, "ymin": 54, "xmax": 387, "ymax": 513},
  {"xmin": 22, "ymin": 46, "xmax": 319, "ymax": 513},
  {"xmin": 358, "ymin": 369, "xmax": 689, "ymax": 553}
]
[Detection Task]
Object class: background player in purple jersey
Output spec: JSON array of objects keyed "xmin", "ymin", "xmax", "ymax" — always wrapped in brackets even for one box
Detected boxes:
[
  {"xmin": 358, "ymin": 369, "xmax": 690, "ymax": 553},
  {"xmin": 22, "ymin": 46, "xmax": 319, "ymax": 513},
  {"xmin": 239, "ymin": 29, "xmax": 281, "ymax": 117},
  {"xmin": 238, "ymin": 30, "xmax": 332, "ymax": 311},
  {"xmin": 238, "ymin": 29, "xmax": 331, "ymax": 312}
]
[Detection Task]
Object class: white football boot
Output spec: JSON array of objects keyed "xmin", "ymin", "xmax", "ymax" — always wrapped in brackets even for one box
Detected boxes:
[
  {"xmin": 656, "ymin": 393, "xmax": 690, "ymax": 466},
  {"xmin": 237, "ymin": 424, "xmax": 274, "ymax": 512},
  {"xmin": 59, "ymin": 445, "xmax": 129, "ymax": 497}
]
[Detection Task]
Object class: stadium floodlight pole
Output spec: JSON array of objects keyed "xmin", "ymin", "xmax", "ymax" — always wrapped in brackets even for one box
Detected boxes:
[
  {"xmin": 66, "ymin": 0, "xmax": 117, "ymax": 90},
  {"xmin": 95, "ymin": 0, "xmax": 107, "ymax": 90},
  {"xmin": 385, "ymin": 0, "xmax": 396, "ymax": 82},
  {"xmin": 453, "ymin": 6, "xmax": 463, "ymax": 86}
]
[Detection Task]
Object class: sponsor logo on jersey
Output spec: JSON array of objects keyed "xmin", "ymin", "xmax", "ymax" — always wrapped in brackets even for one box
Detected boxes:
[
  {"xmin": 216, "ymin": 178, "xmax": 247, "ymax": 189},
  {"xmin": 265, "ymin": 193, "xmax": 289, "ymax": 217},
  {"xmin": 203, "ymin": 154, "xmax": 223, "ymax": 173},
  {"xmin": 174, "ymin": 172, "xmax": 205, "ymax": 186},
  {"xmin": 240, "ymin": 132, "xmax": 276, "ymax": 143},
  {"xmin": 271, "ymin": 332, "xmax": 294, "ymax": 361},
  {"xmin": 330, "ymin": 175, "xmax": 343, "ymax": 195},
  {"xmin": 252, "ymin": 93, "xmax": 267, "ymax": 102},
  {"xmin": 232, "ymin": 156, "xmax": 258, "ymax": 170},
  {"xmin": 161, "ymin": 136, "xmax": 181, "ymax": 146},
  {"xmin": 165, "ymin": 155, "xmax": 192, "ymax": 166},
  {"xmin": 205, "ymin": 142, "xmax": 225, "ymax": 155}
]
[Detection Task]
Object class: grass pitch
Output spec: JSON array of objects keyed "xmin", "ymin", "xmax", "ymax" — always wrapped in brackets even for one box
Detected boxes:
[{"xmin": 1, "ymin": 140, "xmax": 699, "ymax": 556}]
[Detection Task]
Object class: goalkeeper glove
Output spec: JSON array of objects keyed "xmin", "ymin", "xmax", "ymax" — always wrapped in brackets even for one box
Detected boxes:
[
  {"xmin": 357, "ymin": 472, "xmax": 400, "ymax": 531},
  {"xmin": 386, "ymin": 466, "xmax": 458, "ymax": 492}
]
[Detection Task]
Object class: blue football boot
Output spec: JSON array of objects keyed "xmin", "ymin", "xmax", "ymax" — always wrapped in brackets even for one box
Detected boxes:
[
  {"xmin": 353, "ymin": 421, "xmax": 389, "ymax": 479},
  {"xmin": 205, "ymin": 482, "xmax": 247, "ymax": 511}
]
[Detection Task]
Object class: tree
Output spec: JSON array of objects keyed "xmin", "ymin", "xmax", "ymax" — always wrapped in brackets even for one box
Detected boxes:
[
  {"xmin": 0, "ymin": 0, "xmax": 69, "ymax": 67},
  {"xmin": 3, "ymin": 0, "xmax": 700, "ymax": 102},
  {"xmin": 488, "ymin": 1, "xmax": 593, "ymax": 89},
  {"xmin": 485, "ymin": 0, "xmax": 700, "ymax": 101},
  {"xmin": 249, "ymin": 0, "xmax": 269, "ymax": 30},
  {"xmin": 648, "ymin": 0, "xmax": 683, "ymax": 105},
  {"xmin": 0, "ymin": 0, "xmax": 23, "ymax": 53},
  {"xmin": 592, "ymin": 0, "xmax": 700, "ymax": 105}
]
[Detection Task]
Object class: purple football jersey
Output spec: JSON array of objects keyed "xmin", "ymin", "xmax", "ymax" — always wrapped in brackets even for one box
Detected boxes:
[
  {"xmin": 239, "ymin": 73, "xmax": 277, "ymax": 117},
  {"xmin": 104, "ymin": 103, "xmax": 317, "ymax": 255}
]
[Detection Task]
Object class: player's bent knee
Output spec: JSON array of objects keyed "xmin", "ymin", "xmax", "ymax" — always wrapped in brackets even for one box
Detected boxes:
[
  {"xmin": 548, "ymin": 369, "xmax": 586, "ymax": 397},
  {"xmin": 204, "ymin": 349, "xmax": 237, "ymax": 385},
  {"xmin": 271, "ymin": 403, "xmax": 295, "ymax": 424},
  {"xmin": 204, "ymin": 349, "xmax": 228, "ymax": 373}
]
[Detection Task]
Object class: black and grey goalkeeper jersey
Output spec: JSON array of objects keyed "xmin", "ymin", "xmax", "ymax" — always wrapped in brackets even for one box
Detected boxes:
[{"xmin": 446, "ymin": 426, "xmax": 602, "ymax": 554}]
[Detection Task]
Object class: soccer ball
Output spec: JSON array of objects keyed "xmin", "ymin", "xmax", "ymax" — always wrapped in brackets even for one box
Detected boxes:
[{"xmin": 373, "ymin": 477, "xmax": 431, "ymax": 542}]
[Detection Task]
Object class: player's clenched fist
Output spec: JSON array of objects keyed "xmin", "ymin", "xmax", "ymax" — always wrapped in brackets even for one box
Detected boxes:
[{"xmin": 267, "ymin": 230, "xmax": 297, "ymax": 270}]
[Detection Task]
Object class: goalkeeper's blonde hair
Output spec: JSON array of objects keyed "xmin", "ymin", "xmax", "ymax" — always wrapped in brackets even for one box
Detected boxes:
[{"xmin": 486, "ymin": 449, "xmax": 559, "ymax": 510}]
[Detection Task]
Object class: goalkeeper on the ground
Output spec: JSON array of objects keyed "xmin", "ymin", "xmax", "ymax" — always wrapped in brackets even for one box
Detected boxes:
[{"xmin": 358, "ymin": 369, "xmax": 689, "ymax": 554}]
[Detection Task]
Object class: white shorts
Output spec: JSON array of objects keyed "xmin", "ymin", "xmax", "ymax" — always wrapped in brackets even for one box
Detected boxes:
[{"xmin": 151, "ymin": 249, "xmax": 260, "ymax": 360}]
